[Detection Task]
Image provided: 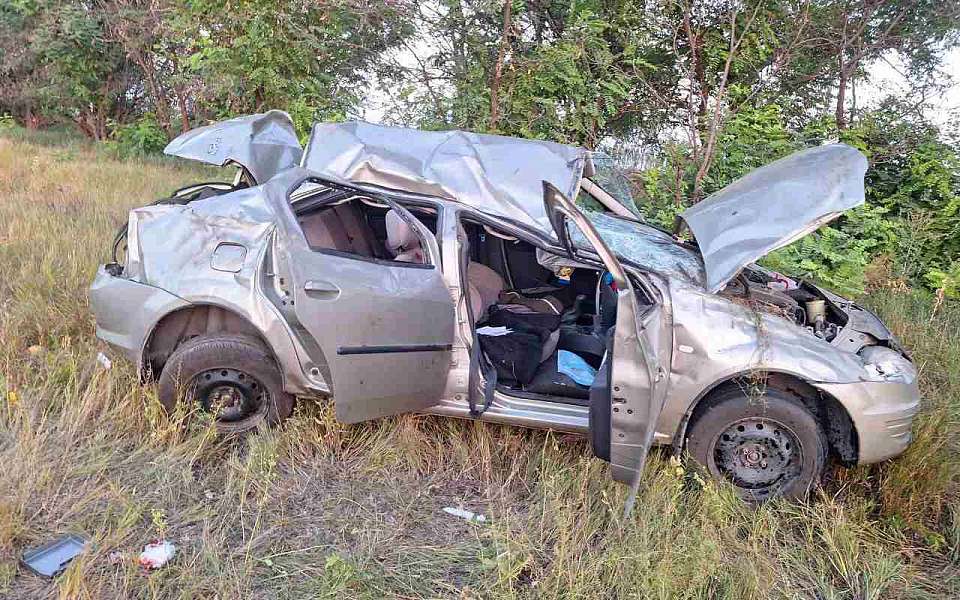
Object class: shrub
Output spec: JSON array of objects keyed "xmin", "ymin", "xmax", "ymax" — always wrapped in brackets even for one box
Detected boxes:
[{"xmin": 111, "ymin": 115, "xmax": 168, "ymax": 157}]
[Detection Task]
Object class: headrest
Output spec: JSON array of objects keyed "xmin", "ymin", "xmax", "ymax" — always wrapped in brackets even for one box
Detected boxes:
[{"xmin": 385, "ymin": 209, "xmax": 421, "ymax": 254}]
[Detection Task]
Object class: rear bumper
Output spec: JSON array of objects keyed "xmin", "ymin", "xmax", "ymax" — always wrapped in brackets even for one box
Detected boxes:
[
  {"xmin": 89, "ymin": 265, "xmax": 189, "ymax": 366},
  {"xmin": 814, "ymin": 379, "xmax": 921, "ymax": 464}
]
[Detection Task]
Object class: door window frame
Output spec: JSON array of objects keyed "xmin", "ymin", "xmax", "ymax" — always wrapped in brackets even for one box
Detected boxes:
[{"xmin": 288, "ymin": 180, "xmax": 444, "ymax": 270}]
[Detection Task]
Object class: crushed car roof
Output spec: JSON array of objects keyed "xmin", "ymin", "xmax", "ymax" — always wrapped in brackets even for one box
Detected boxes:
[
  {"xmin": 163, "ymin": 114, "xmax": 869, "ymax": 295},
  {"xmin": 301, "ymin": 121, "xmax": 588, "ymax": 235}
]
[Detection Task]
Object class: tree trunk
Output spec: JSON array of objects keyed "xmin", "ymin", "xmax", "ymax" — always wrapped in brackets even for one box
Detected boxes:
[
  {"xmin": 176, "ymin": 86, "xmax": 191, "ymax": 133},
  {"xmin": 836, "ymin": 66, "xmax": 848, "ymax": 130},
  {"xmin": 488, "ymin": 0, "xmax": 512, "ymax": 131},
  {"xmin": 141, "ymin": 58, "xmax": 173, "ymax": 135}
]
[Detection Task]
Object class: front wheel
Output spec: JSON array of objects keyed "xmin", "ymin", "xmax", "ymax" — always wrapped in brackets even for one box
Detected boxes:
[
  {"xmin": 157, "ymin": 333, "xmax": 294, "ymax": 433},
  {"xmin": 685, "ymin": 387, "xmax": 827, "ymax": 502}
]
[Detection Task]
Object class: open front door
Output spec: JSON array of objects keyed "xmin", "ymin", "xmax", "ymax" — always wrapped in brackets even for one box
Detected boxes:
[
  {"xmin": 271, "ymin": 178, "xmax": 455, "ymax": 424},
  {"xmin": 543, "ymin": 182, "xmax": 666, "ymax": 492}
]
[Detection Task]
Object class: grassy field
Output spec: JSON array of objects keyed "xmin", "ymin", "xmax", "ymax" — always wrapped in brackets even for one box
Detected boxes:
[{"xmin": 1, "ymin": 128, "xmax": 960, "ymax": 599}]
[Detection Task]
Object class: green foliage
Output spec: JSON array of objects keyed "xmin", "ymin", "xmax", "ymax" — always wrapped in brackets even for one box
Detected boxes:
[
  {"xmin": 764, "ymin": 204, "xmax": 896, "ymax": 296},
  {"xmin": 0, "ymin": 0, "xmax": 129, "ymax": 138},
  {"xmin": 926, "ymin": 262, "xmax": 960, "ymax": 298},
  {"xmin": 173, "ymin": 0, "xmax": 408, "ymax": 134},
  {"xmin": 110, "ymin": 115, "xmax": 169, "ymax": 157}
]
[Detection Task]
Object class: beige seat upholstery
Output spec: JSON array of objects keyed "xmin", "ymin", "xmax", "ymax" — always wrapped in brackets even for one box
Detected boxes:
[
  {"xmin": 467, "ymin": 262, "xmax": 505, "ymax": 318},
  {"xmin": 299, "ymin": 201, "xmax": 378, "ymax": 256},
  {"xmin": 385, "ymin": 209, "xmax": 426, "ymax": 263}
]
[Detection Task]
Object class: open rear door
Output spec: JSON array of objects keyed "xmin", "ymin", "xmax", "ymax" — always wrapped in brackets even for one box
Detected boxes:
[
  {"xmin": 543, "ymin": 182, "xmax": 666, "ymax": 504},
  {"xmin": 270, "ymin": 175, "xmax": 455, "ymax": 423}
]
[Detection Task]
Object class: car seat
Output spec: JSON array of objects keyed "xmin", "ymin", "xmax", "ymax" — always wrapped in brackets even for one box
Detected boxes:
[{"xmin": 385, "ymin": 209, "xmax": 426, "ymax": 263}]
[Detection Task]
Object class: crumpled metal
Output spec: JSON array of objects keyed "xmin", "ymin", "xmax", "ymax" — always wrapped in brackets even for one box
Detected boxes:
[
  {"xmin": 164, "ymin": 110, "xmax": 303, "ymax": 184},
  {"xmin": 301, "ymin": 121, "xmax": 587, "ymax": 236},
  {"xmin": 682, "ymin": 144, "xmax": 868, "ymax": 293}
]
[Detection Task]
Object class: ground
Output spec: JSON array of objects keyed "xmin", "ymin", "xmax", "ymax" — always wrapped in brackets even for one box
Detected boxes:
[{"xmin": 1, "ymin": 128, "xmax": 959, "ymax": 599}]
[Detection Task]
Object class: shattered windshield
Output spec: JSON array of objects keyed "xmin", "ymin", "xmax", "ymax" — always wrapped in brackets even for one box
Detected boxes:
[
  {"xmin": 572, "ymin": 211, "xmax": 706, "ymax": 288},
  {"xmin": 587, "ymin": 153, "xmax": 642, "ymax": 218}
]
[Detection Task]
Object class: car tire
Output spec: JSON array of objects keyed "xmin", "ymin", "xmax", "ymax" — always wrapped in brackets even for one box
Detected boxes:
[
  {"xmin": 157, "ymin": 333, "xmax": 294, "ymax": 433},
  {"xmin": 685, "ymin": 386, "xmax": 827, "ymax": 502}
]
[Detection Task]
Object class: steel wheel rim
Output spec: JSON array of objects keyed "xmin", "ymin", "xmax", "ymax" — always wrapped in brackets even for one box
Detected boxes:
[
  {"xmin": 710, "ymin": 417, "xmax": 803, "ymax": 497},
  {"xmin": 189, "ymin": 367, "xmax": 268, "ymax": 423}
]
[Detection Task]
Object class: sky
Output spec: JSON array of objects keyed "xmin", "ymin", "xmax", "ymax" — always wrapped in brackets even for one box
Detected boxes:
[{"xmin": 860, "ymin": 47, "xmax": 960, "ymax": 130}]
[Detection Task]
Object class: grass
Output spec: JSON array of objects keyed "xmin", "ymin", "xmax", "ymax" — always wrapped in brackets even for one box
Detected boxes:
[{"xmin": 1, "ymin": 126, "xmax": 960, "ymax": 598}]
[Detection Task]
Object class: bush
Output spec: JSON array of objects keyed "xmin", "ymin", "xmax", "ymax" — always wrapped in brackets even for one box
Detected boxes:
[
  {"xmin": 926, "ymin": 262, "xmax": 960, "ymax": 298},
  {"xmin": 111, "ymin": 115, "xmax": 168, "ymax": 157}
]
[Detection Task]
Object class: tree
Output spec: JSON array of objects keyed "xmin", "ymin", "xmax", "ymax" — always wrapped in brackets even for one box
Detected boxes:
[
  {"xmin": 805, "ymin": 0, "xmax": 960, "ymax": 130},
  {"xmin": 0, "ymin": 0, "xmax": 136, "ymax": 138}
]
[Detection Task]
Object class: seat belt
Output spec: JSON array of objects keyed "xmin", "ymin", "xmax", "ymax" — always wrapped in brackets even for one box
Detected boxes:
[
  {"xmin": 460, "ymin": 226, "xmax": 496, "ymax": 417},
  {"xmin": 468, "ymin": 331, "xmax": 497, "ymax": 417}
]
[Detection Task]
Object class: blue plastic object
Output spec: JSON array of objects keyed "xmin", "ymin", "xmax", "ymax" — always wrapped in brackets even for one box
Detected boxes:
[{"xmin": 557, "ymin": 350, "xmax": 597, "ymax": 386}]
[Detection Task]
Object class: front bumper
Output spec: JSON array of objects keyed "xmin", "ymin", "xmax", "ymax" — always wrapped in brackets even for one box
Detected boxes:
[
  {"xmin": 814, "ymin": 379, "xmax": 921, "ymax": 464},
  {"xmin": 89, "ymin": 265, "xmax": 190, "ymax": 366}
]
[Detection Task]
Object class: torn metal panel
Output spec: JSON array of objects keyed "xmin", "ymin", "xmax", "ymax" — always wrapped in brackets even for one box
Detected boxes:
[
  {"xmin": 682, "ymin": 144, "xmax": 868, "ymax": 293},
  {"xmin": 164, "ymin": 110, "xmax": 303, "ymax": 184},
  {"xmin": 301, "ymin": 121, "xmax": 587, "ymax": 237},
  {"xmin": 129, "ymin": 185, "xmax": 277, "ymax": 291}
]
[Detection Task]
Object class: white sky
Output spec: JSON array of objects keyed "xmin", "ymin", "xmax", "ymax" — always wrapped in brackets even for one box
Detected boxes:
[{"xmin": 858, "ymin": 47, "xmax": 960, "ymax": 130}]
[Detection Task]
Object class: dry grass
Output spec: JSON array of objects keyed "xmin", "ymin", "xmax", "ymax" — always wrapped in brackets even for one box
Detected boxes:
[{"xmin": 1, "ymin": 128, "xmax": 960, "ymax": 598}]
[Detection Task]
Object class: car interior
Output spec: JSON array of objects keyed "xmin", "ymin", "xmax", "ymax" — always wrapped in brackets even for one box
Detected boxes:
[
  {"xmin": 293, "ymin": 192, "xmax": 438, "ymax": 264},
  {"xmin": 292, "ymin": 191, "xmax": 619, "ymax": 408},
  {"xmin": 458, "ymin": 217, "xmax": 618, "ymax": 407}
]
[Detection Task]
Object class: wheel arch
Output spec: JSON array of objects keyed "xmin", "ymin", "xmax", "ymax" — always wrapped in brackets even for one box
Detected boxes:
[
  {"xmin": 674, "ymin": 370, "xmax": 859, "ymax": 465},
  {"xmin": 140, "ymin": 303, "xmax": 273, "ymax": 380}
]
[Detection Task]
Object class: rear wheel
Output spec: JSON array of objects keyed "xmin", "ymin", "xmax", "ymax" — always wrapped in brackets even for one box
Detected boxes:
[
  {"xmin": 685, "ymin": 387, "xmax": 827, "ymax": 502},
  {"xmin": 157, "ymin": 333, "xmax": 294, "ymax": 433}
]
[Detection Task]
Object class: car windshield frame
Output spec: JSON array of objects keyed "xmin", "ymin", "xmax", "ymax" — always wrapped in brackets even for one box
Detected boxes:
[
  {"xmin": 570, "ymin": 211, "xmax": 706, "ymax": 288},
  {"xmin": 582, "ymin": 153, "xmax": 643, "ymax": 219}
]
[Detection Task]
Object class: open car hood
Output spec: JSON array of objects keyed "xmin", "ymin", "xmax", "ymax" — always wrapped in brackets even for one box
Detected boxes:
[
  {"xmin": 681, "ymin": 144, "xmax": 868, "ymax": 293},
  {"xmin": 163, "ymin": 110, "xmax": 302, "ymax": 184}
]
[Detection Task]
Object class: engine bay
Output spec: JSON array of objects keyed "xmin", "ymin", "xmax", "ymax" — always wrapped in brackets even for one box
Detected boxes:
[{"xmin": 720, "ymin": 267, "xmax": 849, "ymax": 343}]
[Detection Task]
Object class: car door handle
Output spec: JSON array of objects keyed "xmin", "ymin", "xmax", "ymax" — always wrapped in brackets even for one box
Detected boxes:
[{"xmin": 303, "ymin": 280, "xmax": 340, "ymax": 297}]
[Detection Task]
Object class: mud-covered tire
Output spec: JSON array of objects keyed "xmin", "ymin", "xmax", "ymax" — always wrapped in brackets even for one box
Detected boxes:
[
  {"xmin": 157, "ymin": 333, "xmax": 294, "ymax": 433},
  {"xmin": 685, "ymin": 386, "xmax": 827, "ymax": 502}
]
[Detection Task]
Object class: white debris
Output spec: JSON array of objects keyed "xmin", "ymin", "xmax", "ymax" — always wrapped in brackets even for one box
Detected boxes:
[
  {"xmin": 96, "ymin": 352, "xmax": 112, "ymax": 370},
  {"xmin": 476, "ymin": 326, "xmax": 512, "ymax": 337},
  {"xmin": 108, "ymin": 551, "xmax": 126, "ymax": 565},
  {"xmin": 442, "ymin": 507, "xmax": 487, "ymax": 523},
  {"xmin": 138, "ymin": 541, "xmax": 176, "ymax": 570}
]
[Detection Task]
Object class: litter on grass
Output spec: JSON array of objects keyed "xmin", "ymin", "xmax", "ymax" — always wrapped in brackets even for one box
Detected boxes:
[
  {"xmin": 21, "ymin": 534, "xmax": 89, "ymax": 577},
  {"xmin": 442, "ymin": 507, "xmax": 488, "ymax": 523},
  {"xmin": 96, "ymin": 352, "xmax": 112, "ymax": 370},
  {"xmin": 138, "ymin": 541, "xmax": 176, "ymax": 570}
]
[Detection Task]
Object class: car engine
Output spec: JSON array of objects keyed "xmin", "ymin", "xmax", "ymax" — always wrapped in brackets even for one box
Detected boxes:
[{"xmin": 721, "ymin": 268, "xmax": 845, "ymax": 342}]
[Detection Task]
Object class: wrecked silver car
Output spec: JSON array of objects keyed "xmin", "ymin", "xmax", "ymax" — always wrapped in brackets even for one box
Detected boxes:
[{"xmin": 90, "ymin": 111, "xmax": 920, "ymax": 501}]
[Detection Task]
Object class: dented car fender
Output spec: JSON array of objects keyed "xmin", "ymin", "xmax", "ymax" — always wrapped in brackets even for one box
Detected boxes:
[{"xmin": 654, "ymin": 282, "xmax": 870, "ymax": 445}]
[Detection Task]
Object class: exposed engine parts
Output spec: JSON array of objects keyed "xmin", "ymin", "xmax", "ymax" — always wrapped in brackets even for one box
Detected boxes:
[{"xmin": 721, "ymin": 269, "xmax": 845, "ymax": 343}]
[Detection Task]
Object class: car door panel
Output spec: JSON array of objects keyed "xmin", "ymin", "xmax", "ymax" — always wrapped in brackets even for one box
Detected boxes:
[
  {"xmin": 270, "ymin": 176, "xmax": 455, "ymax": 423},
  {"xmin": 542, "ymin": 182, "xmax": 667, "ymax": 486}
]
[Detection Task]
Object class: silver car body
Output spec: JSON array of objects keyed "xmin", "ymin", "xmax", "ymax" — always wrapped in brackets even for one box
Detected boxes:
[{"xmin": 90, "ymin": 115, "xmax": 920, "ymax": 485}]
